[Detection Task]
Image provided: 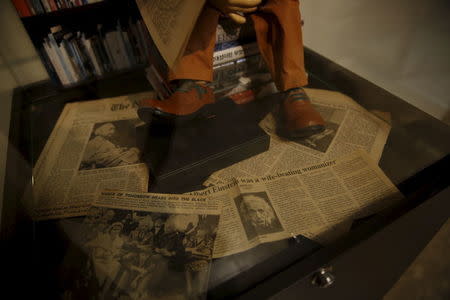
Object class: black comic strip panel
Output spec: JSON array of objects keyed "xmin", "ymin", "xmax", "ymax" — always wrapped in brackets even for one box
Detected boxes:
[
  {"xmin": 79, "ymin": 120, "xmax": 143, "ymax": 170},
  {"xmin": 60, "ymin": 207, "xmax": 220, "ymax": 300},
  {"xmin": 234, "ymin": 191, "xmax": 284, "ymax": 241}
]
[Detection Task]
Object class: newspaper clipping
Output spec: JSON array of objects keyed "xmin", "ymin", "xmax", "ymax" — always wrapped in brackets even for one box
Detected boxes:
[
  {"xmin": 60, "ymin": 191, "xmax": 220, "ymax": 300},
  {"xmin": 136, "ymin": 0, "xmax": 206, "ymax": 68},
  {"xmin": 192, "ymin": 151, "xmax": 402, "ymax": 258},
  {"xmin": 32, "ymin": 93, "xmax": 153, "ymax": 220},
  {"xmin": 204, "ymin": 88, "xmax": 391, "ymax": 186}
]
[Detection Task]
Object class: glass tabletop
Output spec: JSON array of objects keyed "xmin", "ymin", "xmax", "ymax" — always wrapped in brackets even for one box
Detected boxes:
[{"xmin": 6, "ymin": 48, "xmax": 450, "ymax": 299}]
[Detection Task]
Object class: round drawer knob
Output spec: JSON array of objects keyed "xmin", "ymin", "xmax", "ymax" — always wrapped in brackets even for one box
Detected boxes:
[{"xmin": 311, "ymin": 267, "xmax": 335, "ymax": 288}]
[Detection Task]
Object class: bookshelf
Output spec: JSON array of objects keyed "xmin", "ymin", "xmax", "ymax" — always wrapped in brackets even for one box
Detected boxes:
[
  {"xmin": 13, "ymin": 0, "xmax": 155, "ymax": 89},
  {"xmin": 13, "ymin": 0, "xmax": 261, "ymax": 98}
]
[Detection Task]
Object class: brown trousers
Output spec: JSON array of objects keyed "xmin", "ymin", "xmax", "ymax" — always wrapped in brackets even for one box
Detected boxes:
[{"xmin": 169, "ymin": 0, "xmax": 308, "ymax": 92}]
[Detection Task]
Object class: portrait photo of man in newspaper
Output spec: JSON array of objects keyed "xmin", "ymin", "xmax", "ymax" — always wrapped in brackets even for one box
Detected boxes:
[
  {"xmin": 79, "ymin": 120, "xmax": 142, "ymax": 170},
  {"xmin": 234, "ymin": 191, "xmax": 283, "ymax": 240}
]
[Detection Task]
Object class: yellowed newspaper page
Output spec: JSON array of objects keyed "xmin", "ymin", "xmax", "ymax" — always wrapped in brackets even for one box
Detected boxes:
[
  {"xmin": 196, "ymin": 151, "xmax": 402, "ymax": 257},
  {"xmin": 204, "ymin": 88, "xmax": 391, "ymax": 185},
  {"xmin": 32, "ymin": 92, "xmax": 153, "ymax": 220},
  {"xmin": 61, "ymin": 190, "xmax": 220, "ymax": 299},
  {"xmin": 136, "ymin": 0, "xmax": 206, "ymax": 68}
]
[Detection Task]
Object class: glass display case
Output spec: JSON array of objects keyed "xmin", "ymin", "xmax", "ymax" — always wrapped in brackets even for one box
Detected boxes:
[{"xmin": 3, "ymin": 47, "xmax": 449, "ymax": 299}]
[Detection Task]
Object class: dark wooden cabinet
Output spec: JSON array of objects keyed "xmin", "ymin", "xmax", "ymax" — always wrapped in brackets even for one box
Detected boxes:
[{"xmin": 2, "ymin": 48, "xmax": 449, "ymax": 299}]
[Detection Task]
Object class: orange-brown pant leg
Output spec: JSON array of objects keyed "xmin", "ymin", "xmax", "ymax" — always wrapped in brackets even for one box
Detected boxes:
[
  {"xmin": 251, "ymin": 0, "xmax": 308, "ymax": 91},
  {"xmin": 168, "ymin": 6, "xmax": 220, "ymax": 82}
]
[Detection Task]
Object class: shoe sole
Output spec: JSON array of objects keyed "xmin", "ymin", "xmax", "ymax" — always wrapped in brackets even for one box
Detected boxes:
[{"xmin": 277, "ymin": 124, "xmax": 325, "ymax": 139}]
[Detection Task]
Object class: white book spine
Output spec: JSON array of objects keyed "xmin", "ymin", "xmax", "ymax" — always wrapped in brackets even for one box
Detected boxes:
[
  {"xmin": 213, "ymin": 42, "xmax": 259, "ymax": 67},
  {"xmin": 58, "ymin": 43, "xmax": 80, "ymax": 83},
  {"xmin": 47, "ymin": 34, "xmax": 74, "ymax": 84},
  {"xmin": 43, "ymin": 41, "xmax": 69, "ymax": 85}
]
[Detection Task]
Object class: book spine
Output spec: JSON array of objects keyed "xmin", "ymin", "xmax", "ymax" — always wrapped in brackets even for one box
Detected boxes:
[
  {"xmin": 113, "ymin": 31, "xmax": 130, "ymax": 69},
  {"xmin": 105, "ymin": 32, "xmax": 125, "ymax": 70},
  {"xmin": 129, "ymin": 21, "xmax": 146, "ymax": 64},
  {"xmin": 83, "ymin": 37, "xmax": 102, "ymax": 76},
  {"xmin": 136, "ymin": 20, "xmax": 151, "ymax": 62},
  {"xmin": 44, "ymin": 38, "xmax": 70, "ymax": 85},
  {"xmin": 75, "ymin": 33, "xmax": 93, "ymax": 76},
  {"xmin": 215, "ymin": 23, "xmax": 240, "ymax": 44},
  {"xmin": 212, "ymin": 54, "xmax": 268, "ymax": 94},
  {"xmin": 91, "ymin": 36, "xmax": 110, "ymax": 72},
  {"xmin": 214, "ymin": 40, "xmax": 241, "ymax": 52},
  {"xmin": 38, "ymin": 46, "xmax": 60, "ymax": 84},
  {"xmin": 60, "ymin": 39, "xmax": 81, "ymax": 82},
  {"xmin": 98, "ymin": 25, "xmax": 116, "ymax": 70},
  {"xmin": 101, "ymin": 35, "xmax": 116, "ymax": 70},
  {"xmin": 25, "ymin": 0, "xmax": 35, "ymax": 15},
  {"xmin": 43, "ymin": 43, "xmax": 67, "ymax": 85},
  {"xmin": 116, "ymin": 22, "xmax": 133, "ymax": 67},
  {"xmin": 48, "ymin": 33, "xmax": 74, "ymax": 84},
  {"xmin": 47, "ymin": 0, "xmax": 57, "ymax": 11},
  {"xmin": 40, "ymin": 0, "xmax": 51, "ymax": 13},
  {"xmin": 213, "ymin": 42, "xmax": 259, "ymax": 67},
  {"xmin": 121, "ymin": 31, "xmax": 136, "ymax": 66},
  {"xmin": 31, "ymin": 0, "xmax": 45, "ymax": 14},
  {"xmin": 11, "ymin": 0, "xmax": 33, "ymax": 17},
  {"xmin": 58, "ymin": 0, "xmax": 66, "ymax": 9},
  {"xmin": 215, "ymin": 18, "xmax": 255, "ymax": 44},
  {"xmin": 68, "ymin": 36, "xmax": 89, "ymax": 78}
]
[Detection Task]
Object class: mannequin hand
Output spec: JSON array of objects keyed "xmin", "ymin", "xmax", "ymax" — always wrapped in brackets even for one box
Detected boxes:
[{"xmin": 208, "ymin": 0, "xmax": 261, "ymax": 24}]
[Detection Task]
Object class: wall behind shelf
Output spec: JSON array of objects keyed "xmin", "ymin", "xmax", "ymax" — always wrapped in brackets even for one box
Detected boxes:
[
  {"xmin": 301, "ymin": 0, "xmax": 450, "ymax": 123},
  {"xmin": 0, "ymin": 0, "xmax": 49, "ymax": 221}
]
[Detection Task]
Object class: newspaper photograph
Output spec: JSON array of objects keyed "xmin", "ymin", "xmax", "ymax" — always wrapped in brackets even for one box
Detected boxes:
[
  {"xmin": 192, "ymin": 150, "xmax": 402, "ymax": 258},
  {"xmin": 234, "ymin": 191, "xmax": 284, "ymax": 240},
  {"xmin": 79, "ymin": 120, "xmax": 142, "ymax": 170},
  {"xmin": 136, "ymin": 0, "xmax": 206, "ymax": 68},
  {"xmin": 60, "ymin": 191, "xmax": 220, "ymax": 300},
  {"xmin": 204, "ymin": 88, "xmax": 392, "ymax": 185},
  {"xmin": 32, "ymin": 92, "xmax": 153, "ymax": 220}
]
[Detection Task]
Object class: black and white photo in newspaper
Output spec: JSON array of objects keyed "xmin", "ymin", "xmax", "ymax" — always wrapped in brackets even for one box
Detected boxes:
[
  {"xmin": 79, "ymin": 120, "xmax": 143, "ymax": 170},
  {"xmin": 60, "ymin": 191, "xmax": 220, "ymax": 300},
  {"xmin": 234, "ymin": 191, "xmax": 283, "ymax": 240}
]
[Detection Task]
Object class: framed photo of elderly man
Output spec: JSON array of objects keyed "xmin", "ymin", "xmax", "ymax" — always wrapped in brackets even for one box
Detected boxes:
[
  {"xmin": 234, "ymin": 192, "xmax": 284, "ymax": 241},
  {"xmin": 79, "ymin": 120, "xmax": 143, "ymax": 170}
]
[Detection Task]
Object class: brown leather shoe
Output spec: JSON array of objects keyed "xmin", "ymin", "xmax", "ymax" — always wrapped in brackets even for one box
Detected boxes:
[
  {"xmin": 138, "ymin": 81, "xmax": 216, "ymax": 123},
  {"xmin": 276, "ymin": 88, "xmax": 325, "ymax": 139}
]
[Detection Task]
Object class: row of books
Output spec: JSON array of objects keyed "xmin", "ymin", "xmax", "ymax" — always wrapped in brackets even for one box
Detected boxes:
[
  {"xmin": 39, "ymin": 19, "xmax": 157, "ymax": 86},
  {"xmin": 12, "ymin": 0, "xmax": 103, "ymax": 17},
  {"xmin": 38, "ymin": 14, "xmax": 267, "ymax": 92},
  {"xmin": 211, "ymin": 19, "xmax": 270, "ymax": 99},
  {"xmin": 147, "ymin": 17, "xmax": 269, "ymax": 100}
]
